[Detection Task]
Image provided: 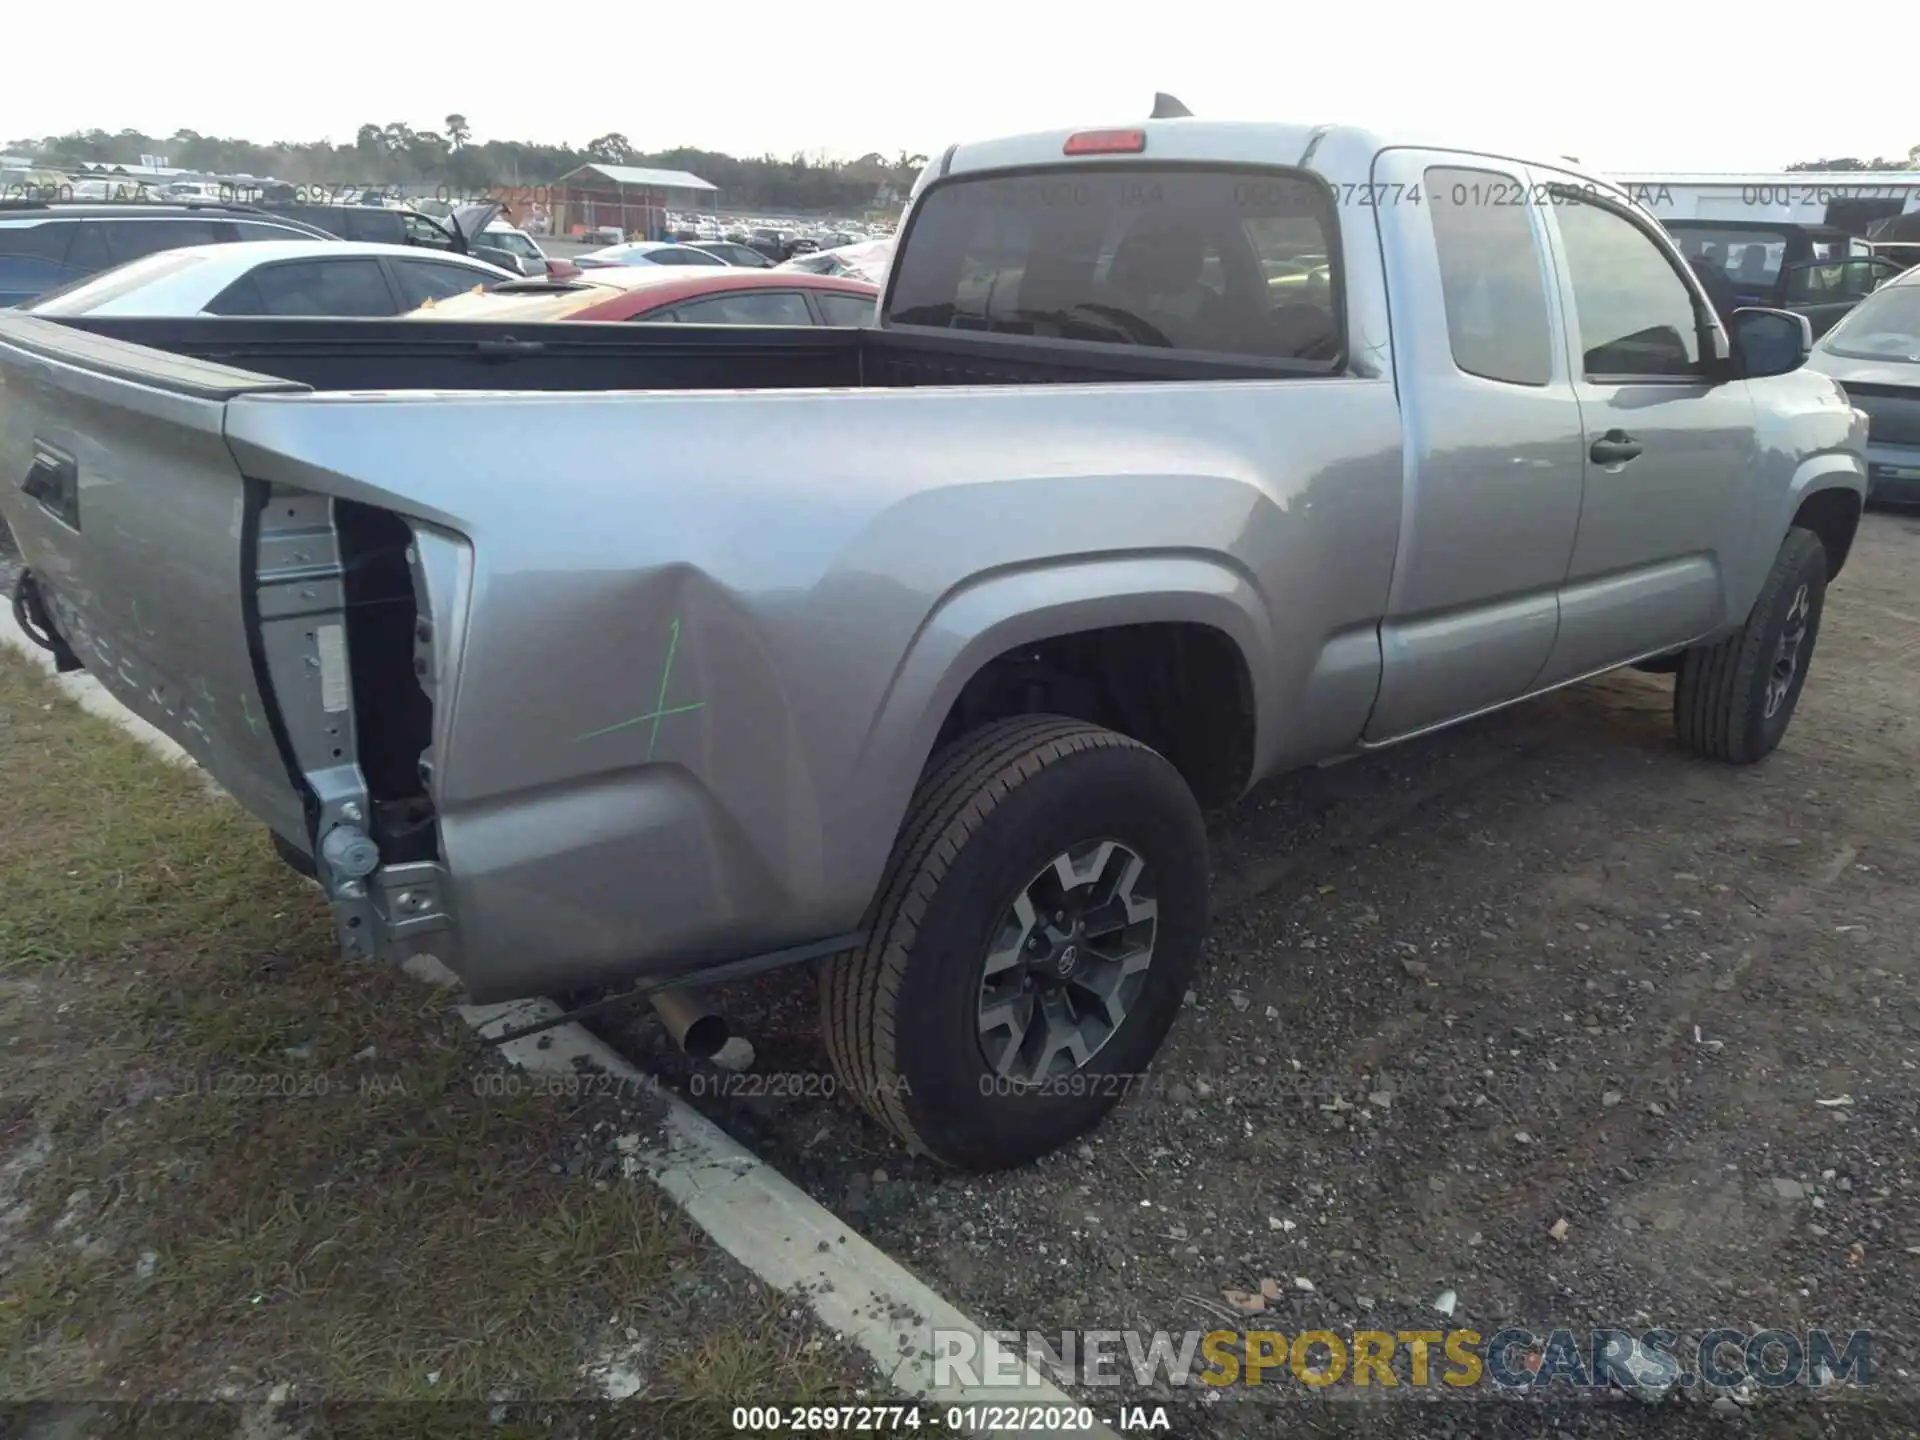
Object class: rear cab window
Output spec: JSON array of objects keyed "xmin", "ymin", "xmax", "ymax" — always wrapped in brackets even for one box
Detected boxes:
[{"xmin": 886, "ymin": 164, "xmax": 1342, "ymax": 366}]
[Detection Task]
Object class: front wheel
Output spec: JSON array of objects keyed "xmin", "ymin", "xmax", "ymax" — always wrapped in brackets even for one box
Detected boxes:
[
  {"xmin": 1674, "ymin": 526, "xmax": 1828, "ymax": 764},
  {"xmin": 820, "ymin": 716, "xmax": 1209, "ymax": 1171}
]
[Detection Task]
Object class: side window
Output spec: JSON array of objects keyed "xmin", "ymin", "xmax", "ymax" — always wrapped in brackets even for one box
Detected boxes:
[
  {"xmin": 670, "ymin": 291, "xmax": 814, "ymax": 325},
  {"xmin": 1552, "ymin": 195, "xmax": 1702, "ymax": 378},
  {"xmin": 64, "ymin": 222, "xmax": 111, "ymax": 274},
  {"xmin": 0, "ymin": 221, "xmax": 75, "ymax": 264},
  {"xmin": 403, "ymin": 214, "xmax": 454, "ymax": 248},
  {"xmin": 392, "ymin": 260, "xmax": 493, "ymax": 309},
  {"xmin": 230, "ymin": 220, "xmax": 318, "ymax": 243},
  {"xmin": 341, "ymin": 211, "xmax": 404, "ymax": 245},
  {"xmin": 212, "ymin": 259, "xmax": 396, "ymax": 316},
  {"xmin": 103, "ymin": 219, "xmax": 224, "ymax": 264},
  {"xmin": 202, "ymin": 275, "xmax": 266, "ymax": 315},
  {"xmin": 816, "ymin": 291, "xmax": 878, "ymax": 326},
  {"xmin": 1424, "ymin": 167, "xmax": 1554, "ymax": 386},
  {"xmin": 647, "ymin": 248, "xmax": 724, "ymax": 266},
  {"xmin": 0, "ymin": 222, "xmax": 76, "ymax": 297}
]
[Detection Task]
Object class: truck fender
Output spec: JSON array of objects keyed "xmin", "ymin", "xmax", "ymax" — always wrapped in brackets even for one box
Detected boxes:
[
  {"xmin": 1734, "ymin": 456, "xmax": 1867, "ymax": 624},
  {"xmin": 826, "ymin": 553, "xmax": 1275, "ymax": 915}
]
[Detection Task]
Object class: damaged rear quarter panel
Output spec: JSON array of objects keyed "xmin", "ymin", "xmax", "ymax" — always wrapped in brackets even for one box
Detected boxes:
[{"xmin": 222, "ymin": 377, "xmax": 1399, "ymax": 999}]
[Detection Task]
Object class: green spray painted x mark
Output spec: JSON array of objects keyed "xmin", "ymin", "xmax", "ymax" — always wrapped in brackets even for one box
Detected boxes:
[{"xmin": 573, "ymin": 618, "xmax": 706, "ymax": 757}]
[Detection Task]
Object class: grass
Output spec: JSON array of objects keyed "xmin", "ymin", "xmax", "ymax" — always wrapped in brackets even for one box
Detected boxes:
[{"xmin": 0, "ymin": 649, "xmax": 863, "ymax": 1433}]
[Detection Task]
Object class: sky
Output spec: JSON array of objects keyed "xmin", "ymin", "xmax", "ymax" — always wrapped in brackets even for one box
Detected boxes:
[{"xmin": 3, "ymin": 1, "xmax": 1914, "ymax": 174}]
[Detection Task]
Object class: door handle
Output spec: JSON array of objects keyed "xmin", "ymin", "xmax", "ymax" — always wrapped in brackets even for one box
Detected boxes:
[
  {"xmin": 21, "ymin": 446, "xmax": 80, "ymax": 529},
  {"xmin": 1589, "ymin": 430, "xmax": 1643, "ymax": 465}
]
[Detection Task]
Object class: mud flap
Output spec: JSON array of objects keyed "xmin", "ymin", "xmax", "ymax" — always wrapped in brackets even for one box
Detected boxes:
[{"xmin": 10, "ymin": 570, "xmax": 83, "ymax": 673}]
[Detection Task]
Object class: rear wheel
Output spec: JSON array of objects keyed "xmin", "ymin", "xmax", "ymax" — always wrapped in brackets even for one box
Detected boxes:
[
  {"xmin": 1674, "ymin": 527, "xmax": 1828, "ymax": 764},
  {"xmin": 820, "ymin": 716, "xmax": 1208, "ymax": 1171}
]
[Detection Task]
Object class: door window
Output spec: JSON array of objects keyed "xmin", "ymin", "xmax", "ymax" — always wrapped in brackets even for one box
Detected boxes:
[
  {"xmin": 207, "ymin": 259, "xmax": 396, "ymax": 316},
  {"xmin": 1784, "ymin": 258, "xmax": 1895, "ymax": 305},
  {"xmin": 403, "ymin": 214, "xmax": 455, "ymax": 248},
  {"xmin": 645, "ymin": 247, "xmax": 729, "ymax": 266},
  {"xmin": 229, "ymin": 220, "xmax": 325, "ymax": 243},
  {"xmin": 816, "ymin": 291, "xmax": 878, "ymax": 326},
  {"xmin": 1424, "ymin": 167, "xmax": 1554, "ymax": 386},
  {"xmin": 1553, "ymin": 195, "xmax": 1702, "ymax": 378},
  {"xmin": 64, "ymin": 222, "xmax": 112, "ymax": 274},
  {"xmin": 0, "ymin": 220, "xmax": 77, "ymax": 297},
  {"xmin": 392, "ymin": 259, "xmax": 494, "ymax": 308},
  {"xmin": 670, "ymin": 290, "xmax": 814, "ymax": 325},
  {"xmin": 102, "ymin": 218, "xmax": 225, "ymax": 264}
]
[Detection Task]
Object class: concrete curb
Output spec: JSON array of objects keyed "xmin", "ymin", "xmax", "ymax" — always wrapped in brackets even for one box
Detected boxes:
[{"xmin": 0, "ymin": 608, "xmax": 1115, "ymax": 1440}]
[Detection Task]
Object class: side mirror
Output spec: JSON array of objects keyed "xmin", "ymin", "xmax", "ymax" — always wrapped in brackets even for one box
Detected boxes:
[{"xmin": 1730, "ymin": 307, "xmax": 1812, "ymax": 379}]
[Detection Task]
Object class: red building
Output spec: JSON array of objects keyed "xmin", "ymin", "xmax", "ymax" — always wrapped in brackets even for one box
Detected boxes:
[{"xmin": 552, "ymin": 163, "xmax": 719, "ymax": 241}]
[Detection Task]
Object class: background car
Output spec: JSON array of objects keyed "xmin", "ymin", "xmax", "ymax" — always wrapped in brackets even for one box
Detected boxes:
[
  {"xmin": 21, "ymin": 240, "xmax": 514, "ymax": 318},
  {"xmin": 683, "ymin": 240, "xmax": 773, "ymax": 268},
  {"xmin": 0, "ymin": 200, "xmax": 335, "ymax": 307},
  {"xmin": 251, "ymin": 199, "xmax": 539, "ymax": 275},
  {"xmin": 571, "ymin": 241, "xmax": 731, "ymax": 271},
  {"xmin": 479, "ymin": 222, "xmax": 552, "ymax": 276},
  {"xmin": 1805, "ymin": 265, "xmax": 1920, "ymax": 507},
  {"xmin": 406, "ymin": 264, "xmax": 879, "ymax": 326},
  {"xmin": 776, "ymin": 237, "xmax": 895, "ymax": 284}
]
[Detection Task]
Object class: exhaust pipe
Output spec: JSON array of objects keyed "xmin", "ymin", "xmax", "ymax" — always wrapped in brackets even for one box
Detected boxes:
[{"xmin": 649, "ymin": 986, "xmax": 729, "ymax": 1060}]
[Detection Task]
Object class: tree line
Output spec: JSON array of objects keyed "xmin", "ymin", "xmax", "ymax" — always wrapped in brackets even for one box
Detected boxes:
[
  {"xmin": 1785, "ymin": 146, "xmax": 1920, "ymax": 171},
  {"xmin": 11, "ymin": 119, "xmax": 1915, "ymax": 208},
  {"xmin": 5, "ymin": 118, "xmax": 932, "ymax": 214}
]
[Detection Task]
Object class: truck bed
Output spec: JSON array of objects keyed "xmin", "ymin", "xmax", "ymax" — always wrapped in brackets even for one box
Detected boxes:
[
  {"xmin": 20, "ymin": 315, "xmax": 1291, "ymax": 393},
  {"xmin": 0, "ymin": 305, "xmax": 1392, "ymax": 1001}
]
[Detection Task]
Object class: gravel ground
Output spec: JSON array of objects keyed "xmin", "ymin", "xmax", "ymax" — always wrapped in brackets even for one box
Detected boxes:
[{"xmin": 606, "ymin": 511, "xmax": 1920, "ymax": 1435}]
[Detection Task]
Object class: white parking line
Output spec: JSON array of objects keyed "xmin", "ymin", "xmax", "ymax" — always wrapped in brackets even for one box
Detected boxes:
[{"xmin": 0, "ymin": 608, "xmax": 1113, "ymax": 1440}]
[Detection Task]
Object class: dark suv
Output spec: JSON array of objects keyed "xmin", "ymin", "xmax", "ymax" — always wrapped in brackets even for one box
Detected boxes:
[
  {"xmin": 250, "ymin": 201, "xmax": 538, "ymax": 276},
  {"xmin": 0, "ymin": 201, "xmax": 336, "ymax": 307}
]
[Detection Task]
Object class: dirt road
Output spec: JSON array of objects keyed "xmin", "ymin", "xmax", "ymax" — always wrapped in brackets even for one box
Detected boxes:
[{"xmin": 615, "ymin": 511, "xmax": 1920, "ymax": 1434}]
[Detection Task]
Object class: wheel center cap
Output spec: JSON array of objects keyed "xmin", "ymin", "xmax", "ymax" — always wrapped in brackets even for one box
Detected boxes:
[{"xmin": 1053, "ymin": 934, "xmax": 1082, "ymax": 977}]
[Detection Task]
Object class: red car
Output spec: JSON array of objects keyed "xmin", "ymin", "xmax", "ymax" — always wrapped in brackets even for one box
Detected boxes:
[{"xmin": 412, "ymin": 265, "xmax": 880, "ymax": 326}]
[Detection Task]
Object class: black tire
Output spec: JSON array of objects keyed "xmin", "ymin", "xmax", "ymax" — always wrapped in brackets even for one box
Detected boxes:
[
  {"xmin": 1674, "ymin": 527, "xmax": 1828, "ymax": 764},
  {"xmin": 819, "ymin": 715, "xmax": 1209, "ymax": 1171}
]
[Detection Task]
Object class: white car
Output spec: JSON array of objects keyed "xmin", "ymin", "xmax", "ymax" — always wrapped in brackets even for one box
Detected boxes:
[
  {"xmin": 22, "ymin": 240, "xmax": 516, "ymax": 318},
  {"xmin": 478, "ymin": 223, "xmax": 550, "ymax": 277},
  {"xmin": 572, "ymin": 241, "xmax": 729, "ymax": 271}
]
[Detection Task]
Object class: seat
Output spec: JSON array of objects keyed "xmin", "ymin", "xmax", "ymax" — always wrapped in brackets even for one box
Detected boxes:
[{"xmin": 1101, "ymin": 220, "xmax": 1233, "ymax": 347}]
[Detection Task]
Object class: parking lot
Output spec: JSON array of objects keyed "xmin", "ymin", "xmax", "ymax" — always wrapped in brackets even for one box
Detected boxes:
[{"xmin": 612, "ymin": 509, "xmax": 1920, "ymax": 1433}]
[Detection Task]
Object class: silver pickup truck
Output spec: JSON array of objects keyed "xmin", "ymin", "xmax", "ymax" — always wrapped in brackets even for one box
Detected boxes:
[{"xmin": 0, "ymin": 113, "xmax": 1868, "ymax": 1170}]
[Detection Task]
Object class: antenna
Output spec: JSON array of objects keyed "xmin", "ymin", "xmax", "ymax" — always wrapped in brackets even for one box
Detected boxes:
[{"xmin": 1150, "ymin": 93, "xmax": 1193, "ymax": 119}]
